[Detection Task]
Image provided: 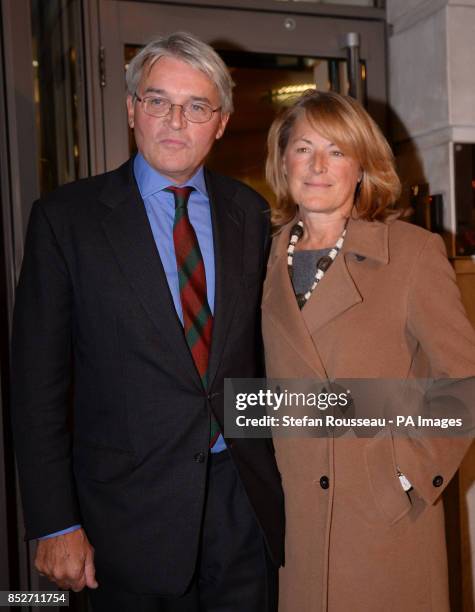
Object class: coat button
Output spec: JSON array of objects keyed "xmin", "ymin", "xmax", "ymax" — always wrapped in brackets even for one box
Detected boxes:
[
  {"xmin": 319, "ymin": 476, "xmax": 329, "ymax": 489},
  {"xmin": 194, "ymin": 452, "xmax": 206, "ymax": 463},
  {"xmin": 432, "ymin": 475, "xmax": 444, "ymax": 487}
]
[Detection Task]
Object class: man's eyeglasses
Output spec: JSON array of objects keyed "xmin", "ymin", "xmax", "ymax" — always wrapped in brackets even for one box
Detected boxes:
[{"xmin": 134, "ymin": 94, "xmax": 221, "ymax": 123}]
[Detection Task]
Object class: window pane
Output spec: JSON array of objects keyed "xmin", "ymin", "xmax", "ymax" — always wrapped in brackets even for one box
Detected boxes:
[
  {"xmin": 454, "ymin": 143, "xmax": 475, "ymax": 256},
  {"xmin": 31, "ymin": 0, "xmax": 87, "ymax": 195},
  {"xmin": 273, "ymin": 0, "xmax": 378, "ymax": 6}
]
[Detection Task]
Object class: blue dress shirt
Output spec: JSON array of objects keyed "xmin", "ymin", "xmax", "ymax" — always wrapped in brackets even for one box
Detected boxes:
[
  {"xmin": 39, "ymin": 155, "xmax": 226, "ymax": 540},
  {"xmin": 134, "ymin": 153, "xmax": 215, "ymax": 323},
  {"xmin": 134, "ymin": 153, "xmax": 225, "ymax": 453}
]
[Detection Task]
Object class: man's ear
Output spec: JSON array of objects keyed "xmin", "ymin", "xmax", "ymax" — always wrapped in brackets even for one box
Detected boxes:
[
  {"xmin": 126, "ymin": 95, "xmax": 135, "ymax": 129},
  {"xmin": 215, "ymin": 112, "xmax": 230, "ymax": 140}
]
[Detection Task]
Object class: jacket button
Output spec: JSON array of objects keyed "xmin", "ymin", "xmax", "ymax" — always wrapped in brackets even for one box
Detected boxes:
[
  {"xmin": 194, "ymin": 452, "xmax": 206, "ymax": 463},
  {"xmin": 319, "ymin": 476, "xmax": 329, "ymax": 489},
  {"xmin": 432, "ymin": 475, "xmax": 444, "ymax": 487}
]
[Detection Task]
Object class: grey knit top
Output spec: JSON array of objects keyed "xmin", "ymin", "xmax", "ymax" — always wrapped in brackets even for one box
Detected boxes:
[{"xmin": 291, "ymin": 249, "xmax": 332, "ymax": 296}]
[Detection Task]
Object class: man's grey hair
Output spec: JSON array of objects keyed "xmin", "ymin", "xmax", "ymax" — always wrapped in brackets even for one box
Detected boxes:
[{"xmin": 126, "ymin": 31, "xmax": 234, "ymax": 114}]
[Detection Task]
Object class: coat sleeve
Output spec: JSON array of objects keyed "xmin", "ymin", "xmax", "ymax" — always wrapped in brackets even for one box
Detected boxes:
[
  {"xmin": 10, "ymin": 201, "xmax": 81, "ymax": 539},
  {"xmin": 393, "ymin": 232, "xmax": 475, "ymax": 505}
]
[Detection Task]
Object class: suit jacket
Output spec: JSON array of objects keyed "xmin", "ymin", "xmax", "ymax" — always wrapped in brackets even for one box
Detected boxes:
[
  {"xmin": 11, "ymin": 159, "xmax": 285, "ymax": 595},
  {"xmin": 262, "ymin": 216, "xmax": 475, "ymax": 612}
]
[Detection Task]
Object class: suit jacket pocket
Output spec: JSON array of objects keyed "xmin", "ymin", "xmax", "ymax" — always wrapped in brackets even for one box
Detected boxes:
[
  {"xmin": 74, "ymin": 443, "xmax": 136, "ymax": 484},
  {"xmin": 365, "ymin": 434, "xmax": 412, "ymax": 524}
]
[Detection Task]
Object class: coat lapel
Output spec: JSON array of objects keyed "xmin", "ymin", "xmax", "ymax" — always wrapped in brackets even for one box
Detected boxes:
[
  {"xmin": 99, "ymin": 160, "xmax": 201, "ymax": 390},
  {"xmin": 300, "ymin": 251, "xmax": 362, "ymax": 334},
  {"xmin": 263, "ymin": 216, "xmax": 390, "ymax": 377},
  {"xmin": 302, "ymin": 217, "xmax": 389, "ymax": 334},
  {"xmin": 263, "ymin": 223, "xmax": 328, "ymax": 378},
  {"xmin": 205, "ymin": 169, "xmax": 244, "ymax": 389}
]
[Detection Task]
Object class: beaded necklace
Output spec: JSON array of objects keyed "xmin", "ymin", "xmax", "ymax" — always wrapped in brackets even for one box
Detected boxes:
[{"xmin": 287, "ymin": 220, "xmax": 347, "ymax": 309}]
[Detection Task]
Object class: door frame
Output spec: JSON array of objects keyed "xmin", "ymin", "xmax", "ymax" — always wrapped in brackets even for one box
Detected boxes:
[{"xmin": 89, "ymin": 0, "xmax": 387, "ymax": 173}]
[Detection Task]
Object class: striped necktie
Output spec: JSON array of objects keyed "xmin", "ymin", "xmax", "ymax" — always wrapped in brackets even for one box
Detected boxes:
[{"xmin": 165, "ymin": 185, "xmax": 220, "ymax": 448}]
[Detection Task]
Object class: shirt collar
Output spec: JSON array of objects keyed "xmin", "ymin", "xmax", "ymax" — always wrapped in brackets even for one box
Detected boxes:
[{"xmin": 133, "ymin": 152, "xmax": 208, "ymax": 199}]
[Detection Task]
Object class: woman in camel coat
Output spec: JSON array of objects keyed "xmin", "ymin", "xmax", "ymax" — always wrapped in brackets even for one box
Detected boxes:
[{"xmin": 262, "ymin": 90, "xmax": 475, "ymax": 611}]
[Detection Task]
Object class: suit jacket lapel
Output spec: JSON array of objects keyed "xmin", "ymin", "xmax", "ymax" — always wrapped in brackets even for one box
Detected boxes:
[
  {"xmin": 205, "ymin": 169, "xmax": 244, "ymax": 389},
  {"xmin": 99, "ymin": 160, "xmax": 201, "ymax": 390}
]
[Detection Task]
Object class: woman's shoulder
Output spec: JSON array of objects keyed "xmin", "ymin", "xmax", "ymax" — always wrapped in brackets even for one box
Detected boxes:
[
  {"xmin": 385, "ymin": 218, "xmax": 446, "ymax": 255},
  {"xmin": 349, "ymin": 217, "xmax": 448, "ymax": 266}
]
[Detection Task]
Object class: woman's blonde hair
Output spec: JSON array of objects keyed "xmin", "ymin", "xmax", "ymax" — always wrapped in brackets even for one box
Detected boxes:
[{"xmin": 266, "ymin": 90, "xmax": 401, "ymax": 228}]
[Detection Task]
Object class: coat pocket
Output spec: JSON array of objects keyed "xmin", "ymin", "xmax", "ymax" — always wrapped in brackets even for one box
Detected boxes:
[{"xmin": 365, "ymin": 435, "xmax": 412, "ymax": 524}]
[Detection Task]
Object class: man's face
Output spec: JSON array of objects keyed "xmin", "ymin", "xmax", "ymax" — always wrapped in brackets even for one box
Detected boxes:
[{"xmin": 127, "ymin": 56, "xmax": 229, "ymax": 184}]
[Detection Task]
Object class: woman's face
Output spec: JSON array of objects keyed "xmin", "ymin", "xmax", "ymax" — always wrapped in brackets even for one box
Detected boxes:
[{"xmin": 283, "ymin": 113, "xmax": 362, "ymax": 219}]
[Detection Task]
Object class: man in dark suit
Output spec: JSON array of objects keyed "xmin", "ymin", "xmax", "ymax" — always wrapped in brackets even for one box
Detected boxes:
[{"xmin": 11, "ymin": 32, "xmax": 284, "ymax": 611}]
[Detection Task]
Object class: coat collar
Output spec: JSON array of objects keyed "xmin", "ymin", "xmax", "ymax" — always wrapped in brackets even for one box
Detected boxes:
[
  {"xmin": 269, "ymin": 214, "xmax": 389, "ymax": 265},
  {"xmin": 98, "ymin": 159, "xmax": 136, "ymax": 208},
  {"xmin": 98, "ymin": 160, "xmax": 244, "ymax": 391},
  {"xmin": 343, "ymin": 216, "xmax": 389, "ymax": 264},
  {"xmin": 263, "ymin": 214, "xmax": 390, "ymax": 377}
]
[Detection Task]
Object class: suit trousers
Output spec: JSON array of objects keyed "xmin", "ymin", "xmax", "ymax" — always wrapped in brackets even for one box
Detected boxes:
[{"xmin": 88, "ymin": 449, "xmax": 277, "ymax": 612}]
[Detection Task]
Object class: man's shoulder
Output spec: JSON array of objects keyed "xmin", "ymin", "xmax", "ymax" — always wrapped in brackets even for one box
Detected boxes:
[{"xmin": 37, "ymin": 161, "xmax": 131, "ymax": 217}]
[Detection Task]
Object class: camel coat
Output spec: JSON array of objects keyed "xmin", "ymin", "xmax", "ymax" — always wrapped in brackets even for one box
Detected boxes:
[{"xmin": 262, "ymin": 216, "xmax": 475, "ymax": 612}]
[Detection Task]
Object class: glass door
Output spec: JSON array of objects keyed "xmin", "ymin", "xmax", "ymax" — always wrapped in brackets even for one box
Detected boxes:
[{"xmin": 94, "ymin": 0, "xmax": 387, "ymax": 195}]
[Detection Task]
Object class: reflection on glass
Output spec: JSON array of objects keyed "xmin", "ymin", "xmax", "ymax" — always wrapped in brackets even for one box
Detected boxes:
[
  {"xmin": 31, "ymin": 0, "xmax": 87, "ymax": 195},
  {"xmin": 124, "ymin": 46, "xmax": 367, "ymax": 200}
]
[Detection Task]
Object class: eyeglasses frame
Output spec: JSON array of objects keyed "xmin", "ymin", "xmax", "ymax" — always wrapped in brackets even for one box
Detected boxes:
[{"xmin": 133, "ymin": 93, "xmax": 222, "ymax": 123}]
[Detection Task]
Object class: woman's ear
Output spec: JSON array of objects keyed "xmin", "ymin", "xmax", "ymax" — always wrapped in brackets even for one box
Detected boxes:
[{"xmin": 282, "ymin": 158, "xmax": 287, "ymax": 177}]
